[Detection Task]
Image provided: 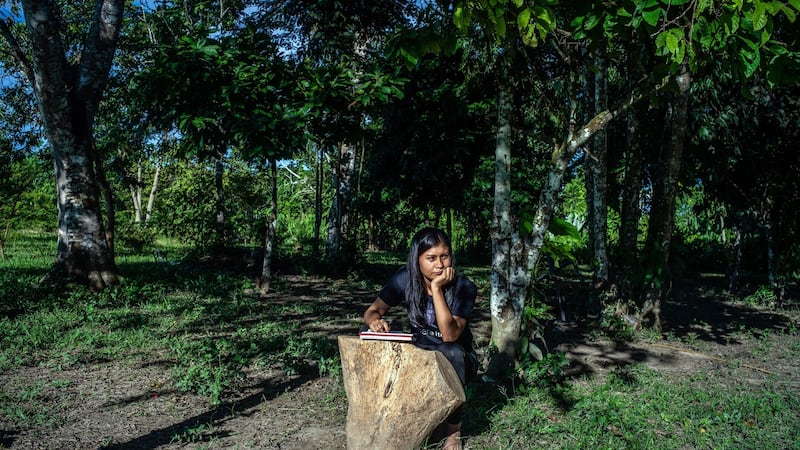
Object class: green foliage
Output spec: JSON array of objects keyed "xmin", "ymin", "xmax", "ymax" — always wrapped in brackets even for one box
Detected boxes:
[
  {"xmin": 0, "ymin": 153, "xmax": 54, "ymax": 232},
  {"xmin": 453, "ymin": 0, "xmax": 558, "ymax": 47},
  {"xmin": 116, "ymin": 222, "xmax": 158, "ymax": 254},
  {"xmin": 569, "ymin": 0, "xmax": 800, "ymax": 85}
]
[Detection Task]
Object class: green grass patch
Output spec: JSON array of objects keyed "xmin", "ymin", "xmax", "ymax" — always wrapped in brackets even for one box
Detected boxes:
[{"xmin": 468, "ymin": 363, "xmax": 800, "ymax": 449}]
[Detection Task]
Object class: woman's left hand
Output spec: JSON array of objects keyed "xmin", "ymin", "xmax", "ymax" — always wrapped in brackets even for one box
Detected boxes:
[{"xmin": 431, "ymin": 267, "xmax": 456, "ymax": 289}]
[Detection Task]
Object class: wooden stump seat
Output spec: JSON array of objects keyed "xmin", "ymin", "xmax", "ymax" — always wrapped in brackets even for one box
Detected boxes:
[{"xmin": 337, "ymin": 335, "xmax": 465, "ymax": 450}]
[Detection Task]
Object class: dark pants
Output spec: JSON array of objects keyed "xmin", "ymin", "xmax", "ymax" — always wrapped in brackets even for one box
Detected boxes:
[{"xmin": 418, "ymin": 342, "xmax": 477, "ymax": 424}]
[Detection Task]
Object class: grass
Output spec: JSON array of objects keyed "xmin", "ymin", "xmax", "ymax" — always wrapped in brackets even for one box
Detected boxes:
[
  {"xmin": 0, "ymin": 231, "xmax": 349, "ymax": 419},
  {"xmin": 466, "ymin": 362, "xmax": 800, "ymax": 450},
  {"xmin": 1, "ymin": 230, "xmax": 799, "ymax": 449}
]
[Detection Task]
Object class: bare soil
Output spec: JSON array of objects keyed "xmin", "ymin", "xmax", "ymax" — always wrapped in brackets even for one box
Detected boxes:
[{"xmin": 1, "ymin": 276, "xmax": 798, "ymax": 449}]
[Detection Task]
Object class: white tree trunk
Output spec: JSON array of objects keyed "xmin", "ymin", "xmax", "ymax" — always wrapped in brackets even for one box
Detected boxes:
[
  {"xmin": 145, "ymin": 155, "xmax": 162, "ymax": 224},
  {"xmin": 489, "ymin": 77, "xmax": 518, "ymax": 374},
  {"xmin": 12, "ymin": 0, "xmax": 125, "ymax": 289}
]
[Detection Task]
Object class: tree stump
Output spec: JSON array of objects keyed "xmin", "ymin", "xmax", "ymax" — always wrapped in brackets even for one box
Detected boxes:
[{"xmin": 337, "ymin": 336, "xmax": 465, "ymax": 450}]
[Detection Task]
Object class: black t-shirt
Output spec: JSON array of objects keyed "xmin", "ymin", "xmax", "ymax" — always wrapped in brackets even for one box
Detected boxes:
[{"xmin": 378, "ymin": 266, "xmax": 477, "ymax": 351}]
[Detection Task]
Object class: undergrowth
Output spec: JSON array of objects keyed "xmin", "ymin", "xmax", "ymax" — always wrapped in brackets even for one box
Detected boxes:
[{"xmin": 2, "ymin": 231, "xmax": 799, "ymax": 449}]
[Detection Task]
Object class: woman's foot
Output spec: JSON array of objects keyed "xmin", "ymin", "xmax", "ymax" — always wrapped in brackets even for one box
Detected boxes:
[
  {"xmin": 442, "ymin": 430, "xmax": 462, "ymax": 450},
  {"xmin": 442, "ymin": 422, "xmax": 462, "ymax": 450}
]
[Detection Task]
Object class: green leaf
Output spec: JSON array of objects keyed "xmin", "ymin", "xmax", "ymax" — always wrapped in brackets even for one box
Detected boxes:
[
  {"xmin": 782, "ymin": 5, "xmax": 797, "ymax": 22},
  {"xmin": 739, "ymin": 46, "xmax": 761, "ymax": 77},
  {"xmin": 642, "ymin": 7, "xmax": 661, "ymax": 26},
  {"xmin": 495, "ymin": 14, "xmax": 507, "ymax": 37},
  {"xmin": 453, "ymin": 4, "xmax": 471, "ymax": 31},
  {"xmin": 751, "ymin": 2, "xmax": 768, "ymax": 30},
  {"xmin": 517, "ymin": 7, "xmax": 532, "ymax": 31},
  {"xmin": 584, "ymin": 13, "xmax": 601, "ymax": 30},
  {"xmin": 665, "ymin": 31, "xmax": 680, "ymax": 54}
]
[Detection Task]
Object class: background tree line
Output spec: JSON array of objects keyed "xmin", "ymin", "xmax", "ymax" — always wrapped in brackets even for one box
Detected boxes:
[{"xmin": 1, "ymin": 0, "xmax": 799, "ymax": 373}]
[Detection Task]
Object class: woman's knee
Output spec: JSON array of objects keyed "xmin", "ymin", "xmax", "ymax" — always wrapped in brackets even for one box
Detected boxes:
[{"xmin": 435, "ymin": 342, "xmax": 466, "ymax": 360}]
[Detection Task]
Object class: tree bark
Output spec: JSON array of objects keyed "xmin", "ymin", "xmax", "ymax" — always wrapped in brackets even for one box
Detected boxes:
[
  {"xmin": 314, "ymin": 144, "xmax": 323, "ymax": 257},
  {"xmin": 338, "ymin": 336, "xmax": 464, "ymax": 450},
  {"xmin": 620, "ymin": 98, "xmax": 645, "ymax": 298},
  {"xmin": 145, "ymin": 155, "xmax": 162, "ymax": 224},
  {"xmin": 130, "ymin": 158, "xmax": 143, "ymax": 223},
  {"xmin": 587, "ymin": 51, "xmax": 609, "ymax": 292},
  {"xmin": 260, "ymin": 159, "xmax": 278, "ymax": 296},
  {"xmin": 214, "ymin": 149, "xmax": 226, "ymax": 245},
  {"xmin": 489, "ymin": 70, "xmax": 517, "ymax": 377},
  {"xmin": 16, "ymin": 0, "xmax": 125, "ymax": 289},
  {"xmin": 326, "ymin": 142, "xmax": 356, "ymax": 263},
  {"xmin": 642, "ymin": 65, "xmax": 692, "ymax": 330}
]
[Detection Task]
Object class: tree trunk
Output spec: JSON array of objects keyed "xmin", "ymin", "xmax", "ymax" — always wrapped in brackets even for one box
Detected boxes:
[
  {"xmin": 94, "ymin": 142, "xmax": 116, "ymax": 258},
  {"xmin": 260, "ymin": 159, "xmax": 278, "ymax": 296},
  {"xmin": 16, "ymin": 0, "xmax": 125, "ymax": 289},
  {"xmin": 642, "ymin": 65, "xmax": 691, "ymax": 330},
  {"xmin": 489, "ymin": 72, "xmax": 517, "ymax": 377},
  {"xmin": 130, "ymin": 158, "xmax": 143, "ymax": 223},
  {"xmin": 314, "ymin": 144, "xmax": 323, "ymax": 257},
  {"xmin": 619, "ymin": 99, "xmax": 645, "ymax": 299},
  {"xmin": 728, "ymin": 224, "xmax": 743, "ymax": 292},
  {"xmin": 326, "ymin": 142, "xmax": 356, "ymax": 263},
  {"xmin": 587, "ymin": 51, "xmax": 609, "ymax": 294},
  {"xmin": 214, "ymin": 149, "xmax": 226, "ymax": 245},
  {"xmin": 145, "ymin": 155, "xmax": 162, "ymax": 224}
]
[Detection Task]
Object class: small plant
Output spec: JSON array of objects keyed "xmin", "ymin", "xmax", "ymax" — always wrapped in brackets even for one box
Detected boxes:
[
  {"xmin": 171, "ymin": 338, "xmax": 249, "ymax": 405},
  {"xmin": 170, "ymin": 421, "xmax": 215, "ymax": 444},
  {"xmin": 742, "ymin": 285, "xmax": 778, "ymax": 308},
  {"xmin": 518, "ymin": 352, "xmax": 569, "ymax": 390},
  {"xmin": 599, "ymin": 302, "xmax": 637, "ymax": 342}
]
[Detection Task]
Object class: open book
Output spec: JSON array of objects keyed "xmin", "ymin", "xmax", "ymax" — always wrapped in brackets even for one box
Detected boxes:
[{"xmin": 358, "ymin": 331, "xmax": 414, "ymax": 342}]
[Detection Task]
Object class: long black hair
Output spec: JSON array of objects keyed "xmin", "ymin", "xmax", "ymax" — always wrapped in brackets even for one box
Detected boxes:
[{"xmin": 405, "ymin": 227, "xmax": 456, "ymax": 327}]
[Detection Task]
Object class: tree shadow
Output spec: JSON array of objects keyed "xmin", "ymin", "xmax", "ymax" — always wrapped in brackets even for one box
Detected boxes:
[{"xmin": 101, "ymin": 372, "xmax": 314, "ymax": 449}]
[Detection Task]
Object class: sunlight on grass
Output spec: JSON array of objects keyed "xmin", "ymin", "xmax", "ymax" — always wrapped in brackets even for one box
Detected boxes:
[{"xmin": 468, "ymin": 364, "xmax": 800, "ymax": 449}]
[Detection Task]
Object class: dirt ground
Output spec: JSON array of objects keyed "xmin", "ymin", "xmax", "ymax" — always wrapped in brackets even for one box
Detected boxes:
[{"xmin": 1, "ymin": 277, "xmax": 798, "ymax": 449}]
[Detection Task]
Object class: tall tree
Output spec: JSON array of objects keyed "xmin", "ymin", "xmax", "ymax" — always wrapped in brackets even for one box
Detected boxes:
[{"xmin": 1, "ymin": 0, "xmax": 125, "ymax": 289}]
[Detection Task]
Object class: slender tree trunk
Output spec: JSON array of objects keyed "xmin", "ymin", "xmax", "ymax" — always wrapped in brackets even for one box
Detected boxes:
[
  {"xmin": 145, "ymin": 155, "xmax": 162, "ymax": 224},
  {"xmin": 487, "ymin": 57, "xmax": 672, "ymax": 365},
  {"xmin": 500, "ymin": 69, "xmax": 666, "ymax": 361},
  {"xmin": 326, "ymin": 142, "xmax": 356, "ymax": 263},
  {"xmin": 620, "ymin": 100, "xmax": 645, "ymax": 298},
  {"xmin": 587, "ymin": 51, "xmax": 609, "ymax": 293},
  {"xmin": 314, "ymin": 144, "xmax": 323, "ymax": 256},
  {"xmin": 642, "ymin": 65, "xmax": 691, "ymax": 330},
  {"xmin": 489, "ymin": 61, "xmax": 518, "ymax": 377},
  {"xmin": 12, "ymin": 0, "xmax": 125, "ymax": 289},
  {"xmin": 94, "ymin": 143, "xmax": 115, "ymax": 258},
  {"xmin": 729, "ymin": 224, "xmax": 743, "ymax": 291},
  {"xmin": 214, "ymin": 149, "xmax": 226, "ymax": 245},
  {"xmin": 130, "ymin": 159, "xmax": 143, "ymax": 223},
  {"xmin": 260, "ymin": 159, "xmax": 278, "ymax": 295}
]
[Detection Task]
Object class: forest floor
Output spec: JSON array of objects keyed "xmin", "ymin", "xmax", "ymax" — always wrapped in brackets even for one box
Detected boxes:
[{"xmin": 2, "ymin": 272, "xmax": 799, "ymax": 449}]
